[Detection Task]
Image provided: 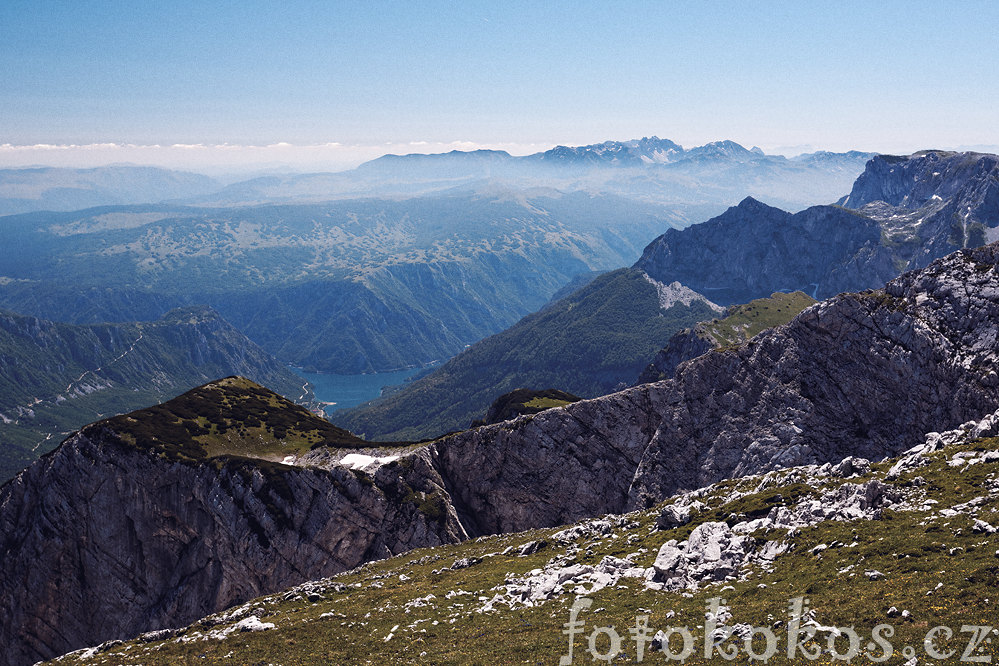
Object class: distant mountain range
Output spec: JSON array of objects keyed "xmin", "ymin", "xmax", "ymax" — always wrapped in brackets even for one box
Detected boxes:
[
  {"xmin": 0, "ymin": 138, "xmax": 879, "ymax": 377},
  {"xmin": 0, "ymin": 166, "xmax": 219, "ymax": 216},
  {"xmin": 0, "ymin": 192, "xmax": 686, "ymax": 374},
  {"xmin": 0, "ymin": 306, "xmax": 309, "ymax": 482},
  {"xmin": 189, "ymin": 138, "xmax": 873, "ymax": 213},
  {"xmin": 0, "ymin": 138, "xmax": 873, "ymax": 216}
]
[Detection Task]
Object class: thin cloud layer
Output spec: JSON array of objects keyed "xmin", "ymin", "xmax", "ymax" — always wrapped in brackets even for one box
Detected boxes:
[{"xmin": 0, "ymin": 141, "xmax": 555, "ymax": 173}]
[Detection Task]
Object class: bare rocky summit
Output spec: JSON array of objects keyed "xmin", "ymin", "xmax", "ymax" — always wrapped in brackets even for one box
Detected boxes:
[{"xmin": 635, "ymin": 150, "xmax": 999, "ymax": 305}]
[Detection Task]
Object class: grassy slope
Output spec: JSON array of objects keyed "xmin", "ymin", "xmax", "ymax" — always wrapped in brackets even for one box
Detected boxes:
[
  {"xmin": 60, "ymin": 431, "xmax": 999, "ymax": 665},
  {"xmin": 701, "ymin": 291, "xmax": 816, "ymax": 348},
  {"xmin": 332, "ymin": 268, "xmax": 719, "ymax": 440}
]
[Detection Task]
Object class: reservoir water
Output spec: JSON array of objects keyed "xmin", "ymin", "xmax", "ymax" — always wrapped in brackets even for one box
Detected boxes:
[{"xmin": 291, "ymin": 367, "xmax": 425, "ymax": 417}]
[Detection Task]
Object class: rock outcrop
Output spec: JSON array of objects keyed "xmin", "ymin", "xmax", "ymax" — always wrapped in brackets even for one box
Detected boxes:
[
  {"xmin": 636, "ymin": 291, "xmax": 815, "ymax": 384},
  {"xmin": 636, "ymin": 327, "xmax": 715, "ymax": 384}
]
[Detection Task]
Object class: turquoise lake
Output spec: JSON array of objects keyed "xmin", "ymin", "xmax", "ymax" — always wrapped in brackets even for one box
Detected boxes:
[{"xmin": 291, "ymin": 367, "xmax": 424, "ymax": 417}]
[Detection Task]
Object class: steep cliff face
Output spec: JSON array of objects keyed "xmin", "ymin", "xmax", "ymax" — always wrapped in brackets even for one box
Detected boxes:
[
  {"xmin": 432, "ymin": 385, "xmax": 667, "ymax": 536},
  {"xmin": 841, "ymin": 151, "xmax": 999, "ymax": 268},
  {"xmin": 629, "ymin": 244, "xmax": 999, "ymax": 503},
  {"xmin": 841, "ymin": 150, "xmax": 999, "ymax": 213},
  {"xmin": 6, "ymin": 245, "xmax": 999, "ymax": 665},
  {"xmin": 0, "ymin": 380, "xmax": 466, "ymax": 666},
  {"xmin": 636, "ymin": 327, "xmax": 716, "ymax": 384}
]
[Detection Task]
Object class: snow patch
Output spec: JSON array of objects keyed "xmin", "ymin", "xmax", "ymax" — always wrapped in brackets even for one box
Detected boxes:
[{"xmin": 339, "ymin": 453, "xmax": 400, "ymax": 470}]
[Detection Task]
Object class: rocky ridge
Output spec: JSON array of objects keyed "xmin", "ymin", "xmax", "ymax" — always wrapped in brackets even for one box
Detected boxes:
[
  {"xmin": 6, "ymin": 242, "xmax": 999, "ymax": 664},
  {"xmin": 637, "ymin": 291, "xmax": 815, "ymax": 384}
]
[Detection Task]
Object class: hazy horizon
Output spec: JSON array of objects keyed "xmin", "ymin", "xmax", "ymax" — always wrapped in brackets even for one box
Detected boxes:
[
  {"xmin": 3, "ymin": 2, "xmax": 996, "ymax": 173},
  {"xmin": 5, "ymin": 138, "xmax": 999, "ymax": 177}
]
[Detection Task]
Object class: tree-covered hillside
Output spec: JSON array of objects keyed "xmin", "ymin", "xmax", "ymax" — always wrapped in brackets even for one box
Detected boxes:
[
  {"xmin": 0, "ymin": 192, "xmax": 681, "ymax": 373},
  {"xmin": 333, "ymin": 268, "xmax": 720, "ymax": 440}
]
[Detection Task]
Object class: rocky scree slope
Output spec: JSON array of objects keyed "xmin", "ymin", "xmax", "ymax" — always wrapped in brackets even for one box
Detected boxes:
[{"xmin": 6, "ymin": 243, "xmax": 999, "ymax": 663}]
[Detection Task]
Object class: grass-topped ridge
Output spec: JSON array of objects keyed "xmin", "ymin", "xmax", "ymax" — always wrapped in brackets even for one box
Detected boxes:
[
  {"xmin": 94, "ymin": 376, "xmax": 370, "ymax": 465},
  {"xmin": 702, "ymin": 290, "xmax": 816, "ymax": 348}
]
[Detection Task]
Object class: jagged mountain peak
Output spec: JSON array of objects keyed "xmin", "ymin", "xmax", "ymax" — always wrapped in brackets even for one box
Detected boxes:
[
  {"xmin": 734, "ymin": 195, "xmax": 774, "ymax": 211},
  {"xmin": 684, "ymin": 139, "xmax": 756, "ymax": 161}
]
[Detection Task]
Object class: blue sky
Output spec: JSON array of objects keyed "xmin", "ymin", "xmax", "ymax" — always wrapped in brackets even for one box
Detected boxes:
[{"xmin": 1, "ymin": 1, "xmax": 996, "ymax": 170}]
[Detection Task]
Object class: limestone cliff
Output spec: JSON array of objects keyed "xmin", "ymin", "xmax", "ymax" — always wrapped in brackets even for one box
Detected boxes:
[{"xmin": 0, "ymin": 384, "xmax": 467, "ymax": 666}]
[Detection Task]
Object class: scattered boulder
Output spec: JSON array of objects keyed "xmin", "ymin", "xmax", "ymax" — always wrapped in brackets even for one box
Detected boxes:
[{"xmin": 646, "ymin": 522, "xmax": 757, "ymax": 591}]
